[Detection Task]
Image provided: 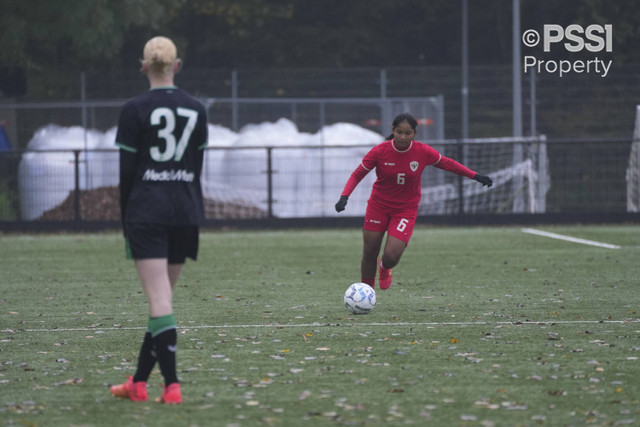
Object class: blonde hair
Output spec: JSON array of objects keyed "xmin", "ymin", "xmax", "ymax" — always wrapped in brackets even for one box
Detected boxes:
[{"xmin": 141, "ymin": 36, "xmax": 179, "ymax": 74}]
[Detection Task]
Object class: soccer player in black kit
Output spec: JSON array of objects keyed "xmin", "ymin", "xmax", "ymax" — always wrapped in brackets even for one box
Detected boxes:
[{"xmin": 110, "ymin": 36, "xmax": 208, "ymax": 404}]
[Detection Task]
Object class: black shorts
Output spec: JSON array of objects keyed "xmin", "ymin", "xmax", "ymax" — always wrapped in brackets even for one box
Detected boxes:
[{"xmin": 125, "ymin": 223, "xmax": 199, "ymax": 264}]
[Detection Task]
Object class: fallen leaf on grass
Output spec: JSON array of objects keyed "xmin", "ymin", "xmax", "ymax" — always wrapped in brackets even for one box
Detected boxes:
[
  {"xmin": 547, "ymin": 332, "xmax": 561, "ymax": 341},
  {"xmin": 589, "ymin": 339, "xmax": 611, "ymax": 347},
  {"xmin": 474, "ymin": 399, "xmax": 500, "ymax": 410},
  {"xmin": 52, "ymin": 378, "xmax": 83, "ymax": 386},
  {"xmin": 298, "ymin": 390, "xmax": 311, "ymax": 400},
  {"xmin": 501, "ymin": 401, "xmax": 527, "ymax": 410}
]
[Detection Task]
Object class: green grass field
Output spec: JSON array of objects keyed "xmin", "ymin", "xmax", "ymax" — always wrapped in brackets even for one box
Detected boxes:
[{"xmin": 1, "ymin": 225, "xmax": 640, "ymax": 426}]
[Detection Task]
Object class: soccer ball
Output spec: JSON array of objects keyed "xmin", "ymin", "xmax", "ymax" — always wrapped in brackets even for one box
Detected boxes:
[{"xmin": 344, "ymin": 282, "xmax": 376, "ymax": 314}]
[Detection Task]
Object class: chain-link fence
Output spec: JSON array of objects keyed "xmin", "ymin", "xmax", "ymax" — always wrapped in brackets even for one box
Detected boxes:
[
  {"xmin": 1, "ymin": 65, "xmax": 638, "ymax": 228},
  {"xmin": 2, "ymin": 64, "xmax": 640, "ymax": 151},
  {"xmin": 0, "ymin": 137, "xmax": 633, "ymax": 226}
]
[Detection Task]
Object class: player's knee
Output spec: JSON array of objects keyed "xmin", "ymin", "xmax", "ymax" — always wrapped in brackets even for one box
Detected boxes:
[{"xmin": 381, "ymin": 253, "xmax": 400, "ymax": 269}]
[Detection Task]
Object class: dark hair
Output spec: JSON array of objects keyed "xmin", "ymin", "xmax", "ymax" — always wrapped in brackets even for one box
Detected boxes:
[{"xmin": 386, "ymin": 112, "xmax": 418, "ymax": 140}]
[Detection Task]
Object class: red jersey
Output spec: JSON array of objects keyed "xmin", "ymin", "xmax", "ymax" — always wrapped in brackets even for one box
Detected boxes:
[{"xmin": 341, "ymin": 140, "xmax": 477, "ymax": 210}]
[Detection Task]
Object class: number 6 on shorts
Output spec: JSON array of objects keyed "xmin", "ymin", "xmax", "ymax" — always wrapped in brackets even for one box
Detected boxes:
[{"xmin": 397, "ymin": 218, "xmax": 409, "ymax": 232}]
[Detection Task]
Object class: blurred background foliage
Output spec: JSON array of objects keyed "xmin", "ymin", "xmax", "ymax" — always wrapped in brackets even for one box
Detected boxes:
[
  {"xmin": 1, "ymin": 0, "xmax": 638, "ymax": 141},
  {"xmin": 1, "ymin": 0, "xmax": 639, "ymax": 73}
]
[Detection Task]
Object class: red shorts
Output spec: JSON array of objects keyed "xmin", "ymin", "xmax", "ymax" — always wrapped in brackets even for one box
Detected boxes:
[{"xmin": 363, "ymin": 199, "xmax": 418, "ymax": 244}]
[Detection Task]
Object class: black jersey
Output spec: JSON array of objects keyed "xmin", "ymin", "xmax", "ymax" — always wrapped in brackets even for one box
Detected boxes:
[{"xmin": 116, "ymin": 87, "xmax": 208, "ymax": 226}]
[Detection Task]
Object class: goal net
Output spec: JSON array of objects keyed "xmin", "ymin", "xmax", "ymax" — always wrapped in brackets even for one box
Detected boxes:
[
  {"xmin": 626, "ymin": 106, "xmax": 640, "ymax": 212},
  {"xmin": 200, "ymin": 134, "xmax": 550, "ymax": 219},
  {"xmin": 418, "ymin": 136, "xmax": 550, "ymax": 215}
]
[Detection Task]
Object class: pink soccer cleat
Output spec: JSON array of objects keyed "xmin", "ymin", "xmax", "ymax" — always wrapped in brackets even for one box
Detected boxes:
[
  {"xmin": 157, "ymin": 383, "xmax": 182, "ymax": 404},
  {"xmin": 110, "ymin": 376, "xmax": 148, "ymax": 401}
]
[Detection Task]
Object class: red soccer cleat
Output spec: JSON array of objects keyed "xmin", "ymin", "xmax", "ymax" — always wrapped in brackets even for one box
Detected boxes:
[
  {"xmin": 157, "ymin": 382, "xmax": 182, "ymax": 404},
  {"xmin": 378, "ymin": 259, "xmax": 392, "ymax": 290},
  {"xmin": 110, "ymin": 376, "xmax": 148, "ymax": 401}
]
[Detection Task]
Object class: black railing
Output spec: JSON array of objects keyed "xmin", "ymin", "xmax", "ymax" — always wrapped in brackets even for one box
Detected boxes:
[{"xmin": 1, "ymin": 138, "xmax": 638, "ymax": 231}]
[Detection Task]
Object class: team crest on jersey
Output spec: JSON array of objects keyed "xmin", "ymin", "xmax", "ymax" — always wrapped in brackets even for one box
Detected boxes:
[{"xmin": 410, "ymin": 161, "xmax": 419, "ymax": 172}]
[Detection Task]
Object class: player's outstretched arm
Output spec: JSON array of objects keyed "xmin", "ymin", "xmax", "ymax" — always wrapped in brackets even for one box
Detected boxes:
[
  {"xmin": 336, "ymin": 163, "xmax": 371, "ymax": 212},
  {"xmin": 335, "ymin": 195, "xmax": 349, "ymax": 212},
  {"xmin": 473, "ymin": 173, "xmax": 493, "ymax": 187}
]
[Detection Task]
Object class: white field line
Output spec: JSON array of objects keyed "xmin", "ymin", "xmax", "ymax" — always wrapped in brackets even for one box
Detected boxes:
[
  {"xmin": 16, "ymin": 319, "xmax": 640, "ymax": 333},
  {"xmin": 521, "ymin": 228, "xmax": 621, "ymax": 249}
]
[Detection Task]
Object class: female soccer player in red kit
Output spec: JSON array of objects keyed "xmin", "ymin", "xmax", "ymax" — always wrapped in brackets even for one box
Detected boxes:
[{"xmin": 335, "ymin": 113, "xmax": 493, "ymax": 290}]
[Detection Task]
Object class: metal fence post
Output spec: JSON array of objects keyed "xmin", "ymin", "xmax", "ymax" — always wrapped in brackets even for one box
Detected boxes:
[
  {"xmin": 437, "ymin": 95, "xmax": 445, "ymax": 140},
  {"xmin": 232, "ymin": 70, "xmax": 238, "ymax": 132},
  {"xmin": 457, "ymin": 140, "xmax": 465, "ymax": 215},
  {"xmin": 73, "ymin": 150, "xmax": 81, "ymax": 223},
  {"xmin": 380, "ymin": 69, "xmax": 390, "ymax": 135},
  {"xmin": 266, "ymin": 147, "xmax": 274, "ymax": 218},
  {"xmin": 529, "ymin": 72, "xmax": 537, "ymax": 136}
]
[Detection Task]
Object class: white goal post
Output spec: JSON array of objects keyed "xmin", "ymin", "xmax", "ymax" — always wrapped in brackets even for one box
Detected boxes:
[{"xmin": 626, "ymin": 105, "xmax": 640, "ymax": 212}]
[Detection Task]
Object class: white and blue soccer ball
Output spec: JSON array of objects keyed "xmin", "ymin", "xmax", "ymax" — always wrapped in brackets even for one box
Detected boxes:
[{"xmin": 344, "ymin": 282, "xmax": 376, "ymax": 314}]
